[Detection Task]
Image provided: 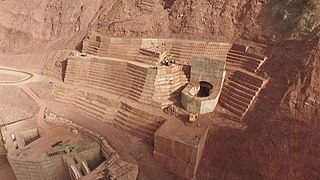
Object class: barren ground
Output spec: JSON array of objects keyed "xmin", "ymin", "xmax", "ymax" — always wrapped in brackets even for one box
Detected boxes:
[{"xmin": 0, "ymin": 0, "xmax": 319, "ymax": 179}]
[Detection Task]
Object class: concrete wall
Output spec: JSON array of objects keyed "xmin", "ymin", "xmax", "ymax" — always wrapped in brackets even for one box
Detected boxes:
[
  {"xmin": 20, "ymin": 128, "xmax": 39, "ymax": 145},
  {"xmin": 190, "ymin": 57, "xmax": 225, "ymax": 91},
  {"xmin": 44, "ymin": 113, "xmax": 119, "ymax": 164},
  {"xmin": 44, "ymin": 112, "xmax": 138, "ymax": 180},
  {"xmin": 8, "ymin": 156, "xmax": 70, "ymax": 180},
  {"xmin": 181, "ymin": 87, "xmax": 222, "ymax": 114},
  {"xmin": 79, "ymin": 146, "xmax": 105, "ymax": 170},
  {"xmin": 153, "ymin": 124, "xmax": 209, "ymax": 179},
  {"xmin": 199, "ymin": 95, "xmax": 220, "ymax": 114},
  {"xmin": 82, "ymin": 32, "xmax": 232, "ymax": 65},
  {"xmin": 83, "ymin": 33, "xmax": 142, "ymax": 61},
  {"xmin": 53, "ymin": 77, "xmax": 121, "ymax": 123},
  {"xmin": 141, "ymin": 38, "xmax": 167, "ymax": 49},
  {"xmin": 154, "ymin": 135, "xmax": 200, "ymax": 164}
]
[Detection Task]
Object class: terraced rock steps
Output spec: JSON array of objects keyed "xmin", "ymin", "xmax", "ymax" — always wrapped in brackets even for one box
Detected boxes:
[
  {"xmin": 133, "ymin": 48, "xmax": 162, "ymax": 65},
  {"xmin": 169, "ymin": 42, "xmax": 232, "ymax": 65},
  {"xmin": 53, "ymin": 86, "xmax": 75, "ymax": 104},
  {"xmin": 73, "ymin": 95, "xmax": 107, "ymax": 120},
  {"xmin": 219, "ymin": 70, "xmax": 268, "ymax": 120},
  {"xmin": 84, "ymin": 33, "xmax": 234, "ymax": 66},
  {"xmin": 83, "ymin": 34, "xmax": 141, "ymax": 60},
  {"xmin": 83, "ymin": 39, "xmax": 100, "ymax": 55},
  {"xmin": 114, "ymin": 102, "xmax": 165, "ymax": 140},
  {"xmin": 226, "ymin": 48, "xmax": 267, "ymax": 73},
  {"xmin": 64, "ymin": 59, "xmax": 148, "ymax": 102},
  {"xmin": 73, "ymin": 95, "xmax": 119, "ymax": 123},
  {"xmin": 65, "ymin": 57, "xmax": 189, "ymax": 107},
  {"xmin": 54, "ymin": 86, "xmax": 120, "ymax": 123},
  {"xmin": 147, "ymin": 71, "xmax": 188, "ymax": 107},
  {"xmin": 125, "ymin": 63, "xmax": 151, "ymax": 102},
  {"xmin": 65, "ymin": 58, "xmax": 168, "ymax": 107},
  {"xmin": 97, "ymin": 43, "xmax": 141, "ymax": 60}
]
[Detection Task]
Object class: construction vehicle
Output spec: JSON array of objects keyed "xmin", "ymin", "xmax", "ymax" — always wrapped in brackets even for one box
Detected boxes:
[
  {"xmin": 47, "ymin": 140, "xmax": 72, "ymax": 157},
  {"xmin": 163, "ymin": 105, "xmax": 177, "ymax": 116},
  {"xmin": 188, "ymin": 113, "xmax": 198, "ymax": 123}
]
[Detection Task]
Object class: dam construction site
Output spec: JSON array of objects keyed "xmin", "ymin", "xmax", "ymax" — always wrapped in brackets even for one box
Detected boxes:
[{"xmin": 0, "ymin": 0, "xmax": 319, "ymax": 180}]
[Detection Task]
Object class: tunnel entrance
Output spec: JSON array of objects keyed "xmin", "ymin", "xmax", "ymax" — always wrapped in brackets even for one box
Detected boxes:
[{"xmin": 197, "ymin": 81, "xmax": 213, "ymax": 97}]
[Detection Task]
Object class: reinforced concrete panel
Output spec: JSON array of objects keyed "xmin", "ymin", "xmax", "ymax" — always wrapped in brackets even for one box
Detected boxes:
[
  {"xmin": 8, "ymin": 156, "xmax": 70, "ymax": 180},
  {"xmin": 154, "ymin": 120, "xmax": 209, "ymax": 179}
]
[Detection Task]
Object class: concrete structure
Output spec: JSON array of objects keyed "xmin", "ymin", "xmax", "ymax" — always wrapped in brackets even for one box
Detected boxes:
[
  {"xmin": 226, "ymin": 44, "xmax": 268, "ymax": 73},
  {"xmin": 0, "ymin": 109, "xmax": 138, "ymax": 180},
  {"xmin": 19, "ymin": 128, "xmax": 40, "ymax": 145},
  {"xmin": 82, "ymin": 32, "xmax": 232, "ymax": 66},
  {"xmin": 114, "ymin": 102, "xmax": 166, "ymax": 140},
  {"xmin": 220, "ymin": 44, "xmax": 269, "ymax": 120},
  {"xmin": 181, "ymin": 57, "xmax": 226, "ymax": 114},
  {"xmin": 57, "ymin": 55, "xmax": 188, "ymax": 140},
  {"xmin": 44, "ymin": 111, "xmax": 139, "ymax": 180},
  {"xmin": 46, "ymin": 112, "xmax": 139, "ymax": 180},
  {"xmin": 219, "ymin": 70, "xmax": 268, "ymax": 120},
  {"xmin": 82, "ymin": 160, "xmax": 139, "ymax": 180},
  {"xmin": 3, "ymin": 126, "xmax": 99, "ymax": 180},
  {"xmin": 50, "ymin": 31, "xmax": 270, "ymax": 179},
  {"xmin": 64, "ymin": 56, "xmax": 188, "ymax": 108},
  {"xmin": 153, "ymin": 120, "xmax": 209, "ymax": 179}
]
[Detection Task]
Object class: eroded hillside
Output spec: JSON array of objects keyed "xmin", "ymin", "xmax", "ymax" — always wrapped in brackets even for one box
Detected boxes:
[
  {"xmin": 0, "ymin": 0, "xmax": 319, "ymax": 179},
  {"xmin": 1, "ymin": 0, "xmax": 319, "ymax": 53},
  {"xmin": 0, "ymin": 0, "xmax": 102, "ymax": 53}
]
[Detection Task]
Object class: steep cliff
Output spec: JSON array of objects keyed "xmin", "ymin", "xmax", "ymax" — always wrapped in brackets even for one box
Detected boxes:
[
  {"xmin": 0, "ymin": 0, "xmax": 102, "ymax": 53},
  {"xmin": 197, "ymin": 35, "xmax": 320, "ymax": 179},
  {"xmin": 0, "ymin": 0, "xmax": 319, "ymax": 52},
  {"xmin": 0, "ymin": 0, "xmax": 319, "ymax": 179}
]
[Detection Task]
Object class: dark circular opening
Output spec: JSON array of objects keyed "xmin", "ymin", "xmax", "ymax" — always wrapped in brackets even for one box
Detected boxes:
[{"xmin": 197, "ymin": 81, "xmax": 213, "ymax": 97}]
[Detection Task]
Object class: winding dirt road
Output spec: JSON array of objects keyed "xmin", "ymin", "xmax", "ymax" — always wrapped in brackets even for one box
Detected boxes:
[
  {"xmin": 0, "ymin": 67, "xmax": 48, "ymax": 133},
  {"xmin": 0, "ymin": 67, "xmax": 33, "ymax": 85}
]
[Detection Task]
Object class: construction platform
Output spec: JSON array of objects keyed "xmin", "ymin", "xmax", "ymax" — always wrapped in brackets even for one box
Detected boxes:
[{"xmin": 0, "ymin": 31, "xmax": 270, "ymax": 180}]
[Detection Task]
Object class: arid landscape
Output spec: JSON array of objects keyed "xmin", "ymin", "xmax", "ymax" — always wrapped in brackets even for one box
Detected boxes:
[{"xmin": 0, "ymin": 0, "xmax": 319, "ymax": 180}]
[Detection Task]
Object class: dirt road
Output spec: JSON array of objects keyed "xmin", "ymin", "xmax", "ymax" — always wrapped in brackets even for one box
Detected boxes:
[
  {"xmin": 0, "ymin": 67, "xmax": 46, "ymax": 130},
  {"xmin": 0, "ymin": 67, "xmax": 33, "ymax": 85}
]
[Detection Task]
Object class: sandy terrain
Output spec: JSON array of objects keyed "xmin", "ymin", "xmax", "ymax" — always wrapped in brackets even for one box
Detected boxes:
[
  {"xmin": 0, "ymin": 69, "xmax": 31, "ymax": 83},
  {"xmin": 0, "ymin": 74, "xmax": 20, "ymax": 82},
  {"xmin": 0, "ymin": 0, "xmax": 319, "ymax": 179}
]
